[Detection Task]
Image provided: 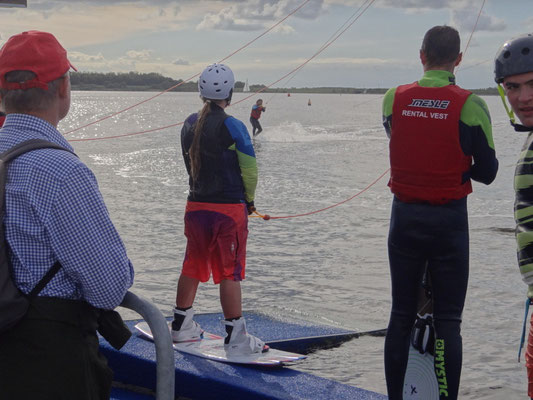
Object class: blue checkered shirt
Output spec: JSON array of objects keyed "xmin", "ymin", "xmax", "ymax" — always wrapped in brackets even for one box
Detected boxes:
[{"xmin": 0, "ymin": 114, "xmax": 134, "ymax": 310}]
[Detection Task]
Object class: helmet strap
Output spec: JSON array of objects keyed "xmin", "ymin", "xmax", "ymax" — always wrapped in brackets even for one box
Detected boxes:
[
  {"xmin": 225, "ymin": 88, "xmax": 233, "ymax": 105},
  {"xmin": 498, "ymin": 84, "xmax": 533, "ymax": 132},
  {"xmin": 497, "ymin": 84, "xmax": 516, "ymax": 124}
]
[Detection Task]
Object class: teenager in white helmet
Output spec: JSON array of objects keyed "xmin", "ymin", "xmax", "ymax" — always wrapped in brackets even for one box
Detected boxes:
[
  {"xmin": 494, "ymin": 33, "xmax": 533, "ymax": 399},
  {"xmin": 171, "ymin": 63, "xmax": 267, "ymax": 356}
]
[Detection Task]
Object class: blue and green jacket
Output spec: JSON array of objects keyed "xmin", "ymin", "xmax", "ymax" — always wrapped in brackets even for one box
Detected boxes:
[{"xmin": 181, "ymin": 102, "xmax": 257, "ymax": 204}]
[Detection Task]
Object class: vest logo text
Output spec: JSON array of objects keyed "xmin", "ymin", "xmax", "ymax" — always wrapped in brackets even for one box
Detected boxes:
[{"xmin": 408, "ymin": 99, "xmax": 450, "ymax": 109}]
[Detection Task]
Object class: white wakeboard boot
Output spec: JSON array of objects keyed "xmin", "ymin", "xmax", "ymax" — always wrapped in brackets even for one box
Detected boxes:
[
  {"xmin": 223, "ymin": 317, "xmax": 268, "ymax": 356},
  {"xmin": 171, "ymin": 307, "xmax": 204, "ymax": 342}
]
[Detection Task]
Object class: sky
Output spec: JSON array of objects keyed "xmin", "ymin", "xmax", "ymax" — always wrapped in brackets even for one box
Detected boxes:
[{"xmin": 0, "ymin": 0, "xmax": 531, "ymax": 89}]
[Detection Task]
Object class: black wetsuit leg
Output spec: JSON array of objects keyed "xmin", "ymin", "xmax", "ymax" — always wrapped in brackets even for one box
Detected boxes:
[
  {"xmin": 384, "ymin": 197, "xmax": 468, "ymax": 400},
  {"xmin": 428, "ymin": 207, "xmax": 468, "ymax": 400},
  {"xmin": 250, "ymin": 117, "xmax": 262, "ymax": 136}
]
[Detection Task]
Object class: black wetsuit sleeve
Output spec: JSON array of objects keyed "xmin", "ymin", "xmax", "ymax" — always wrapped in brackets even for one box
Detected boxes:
[{"xmin": 459, "ymin": 121, "xmax": 498, "ymax": 185}]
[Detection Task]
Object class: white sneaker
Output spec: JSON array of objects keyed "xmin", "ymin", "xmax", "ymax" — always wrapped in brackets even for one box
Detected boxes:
[
  {"xmin": 171, "ymin": 307, "xmax": 204, "ymax": 342},
  {"xmin": 223, "ymin": 317, "xmax": 268, "ymax": 356}
]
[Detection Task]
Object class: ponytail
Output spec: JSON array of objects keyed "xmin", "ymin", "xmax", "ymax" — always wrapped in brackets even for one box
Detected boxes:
[{"xmin": 189, "ymin": 99, "xmax": 211, "ymax": 181}]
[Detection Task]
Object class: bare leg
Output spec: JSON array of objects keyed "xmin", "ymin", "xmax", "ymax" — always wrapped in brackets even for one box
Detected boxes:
[
  {"xmin": 220, "ymin": 279, "xmax": 242, "ymax": 319},
  {"xmin": 176, "ymin": 274, "xmax": 200, "ymax": 309}
]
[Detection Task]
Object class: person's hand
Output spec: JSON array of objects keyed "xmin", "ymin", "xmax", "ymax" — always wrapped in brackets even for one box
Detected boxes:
[
  {"xmin": 527, "ymin": 285, "xmax": 533, "ymax": 300},
  {"xmin": 246, "ymin": 201, "xmax": 256, "ymax": 215}
]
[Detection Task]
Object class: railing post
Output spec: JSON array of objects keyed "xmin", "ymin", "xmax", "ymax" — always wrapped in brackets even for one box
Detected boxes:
[{"xmin": 120, "ymin": 291, "xmax": 175, "ymax": 400}]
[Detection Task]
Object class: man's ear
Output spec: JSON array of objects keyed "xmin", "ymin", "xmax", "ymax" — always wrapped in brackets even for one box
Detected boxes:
[
  {"xmin": 420, "ymin": 50, "xmax": 427, "ymax": 66},
  {"xmin": 57, "ymin": 75, "xmax": 69, "ymax": 99},
  {"xmin": 455, "ymin": 52, "xmax": 463, "ymax": 67}
]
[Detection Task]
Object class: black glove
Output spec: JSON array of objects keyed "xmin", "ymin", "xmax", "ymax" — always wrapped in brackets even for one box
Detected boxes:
[{"xmin": 246, "ymin": 201, "xmax": 256, "ymax": 215}]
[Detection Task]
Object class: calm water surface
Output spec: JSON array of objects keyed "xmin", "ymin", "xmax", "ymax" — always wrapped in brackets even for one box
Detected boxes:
[{"xmin": 61, "ymin": 91, "xmax": 525, "ymax": 399}]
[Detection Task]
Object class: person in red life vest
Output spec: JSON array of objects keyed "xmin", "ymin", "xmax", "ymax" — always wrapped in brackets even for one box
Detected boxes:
[
  {"xmin": 382, "ymin": 25, "xmax": 498, "ymax": 400},
  {"xmin": 494, "ymin": 33, "xmax": 533, "ymax": 400},
  {"xmin": 249, "ymin": 98, "xmax": 266, "ymax": 136},
  {"xmin": 0, "ymin": 111, "xmax": 5, "ymax": 127}
]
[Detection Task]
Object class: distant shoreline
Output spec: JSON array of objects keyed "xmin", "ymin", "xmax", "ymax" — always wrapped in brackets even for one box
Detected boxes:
[{"xmin": 70, "ymin": 71, "xmax": 499, "ymax": 96}]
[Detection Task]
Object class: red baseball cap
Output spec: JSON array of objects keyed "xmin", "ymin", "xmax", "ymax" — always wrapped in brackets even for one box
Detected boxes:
[{"xmin": 0, "ymin": 30, "xmax": 77, "ymax": 91}]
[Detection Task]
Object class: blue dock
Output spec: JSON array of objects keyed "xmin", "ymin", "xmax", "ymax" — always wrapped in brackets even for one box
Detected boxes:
[{"xmin": 103, "ymin": 310, "xmax": 387, "ymax": 399}]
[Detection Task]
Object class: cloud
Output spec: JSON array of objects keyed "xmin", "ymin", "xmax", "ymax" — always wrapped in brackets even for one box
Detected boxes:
[
  {"xmin": 28, "ymin": 0, "xmax": 180, "ymax": 6},
  {"xmin": 197, "ymin": 0, "xmax": 326, "ymax": 32},
  {"xmin": 172, "ymin": 58, "xmax": 190, "ymax": 66},
  {"xmin": 376, "ymin": 0, "xmax": 505, "ymax": 33},
  {"xmin": 377, "ymin": 0, "xmax": 466, "ymax": 10},
  {"xmin": 451, "ymin": 7, "xmax": 506, "ymax": 33},
  {"xmin": 69, "ymin": 51, "xmax": 106, "ymax": 63},
  {"xmin": 0, "ymin": 1, "xmax": 193, "ymax": 48},
  {"xmin": 524, "ymin": 17, "xmax": 533, "ymax": 31},
  {"xmin": 197, "ymin": 10, "xmax": 264, "ymax": 31},
  {"xmin": 126, "ymin": 49, "xmax": 153, "ymax": 61}
]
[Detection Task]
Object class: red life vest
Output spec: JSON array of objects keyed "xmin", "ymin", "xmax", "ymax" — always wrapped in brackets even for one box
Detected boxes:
[
  {"xmin": 0, "ymin": 115, "xmax": 5, "ymax": 128},
  {"xmin": 250, "ymin": 106, "xmax": 263, "ymax": 119},
  {"xmin": 389, "ymin": 82, "xmax": 472, "ymax": 204}
]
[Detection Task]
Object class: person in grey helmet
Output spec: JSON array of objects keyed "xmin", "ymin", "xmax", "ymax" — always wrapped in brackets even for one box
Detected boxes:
[
  {"xmin": 494, "ymin": 33, "xmax": 533, "ymax": 399},
  {"xmin": 171, "ymin": 63, "xmax": 268, "ymax": 356}
]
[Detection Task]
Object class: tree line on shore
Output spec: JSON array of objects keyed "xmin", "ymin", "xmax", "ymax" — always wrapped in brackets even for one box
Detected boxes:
[{"xmin": 70, "ymin": 71, "xmax": 499, "ymax": 96}]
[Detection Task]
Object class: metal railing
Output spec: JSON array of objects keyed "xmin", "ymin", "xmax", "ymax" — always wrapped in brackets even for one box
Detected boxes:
[{"xmin": 120, "ymin": 291, "xmax": 175, "ymax": 400}]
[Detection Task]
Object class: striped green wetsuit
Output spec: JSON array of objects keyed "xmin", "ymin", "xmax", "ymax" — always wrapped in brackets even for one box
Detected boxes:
[{"xmin": 515, "ymin": 132, "xmax": 533, "ymax": 297}]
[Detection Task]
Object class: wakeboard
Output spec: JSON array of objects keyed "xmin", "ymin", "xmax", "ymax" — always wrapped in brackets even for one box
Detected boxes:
[
  {"xmin": 403, "ymin": 270, "xmax": 439, "ymax": 399},
  {"xmin": 134, "ymin": 321, "xmax": 306, "ymax": 366}
]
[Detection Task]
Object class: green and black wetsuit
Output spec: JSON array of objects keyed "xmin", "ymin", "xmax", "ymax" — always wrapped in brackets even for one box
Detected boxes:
[
  {"xmin": 382, "ymin": 70, "xmax": 498, "ymax": 400},
  {"xmin": 515, "ymin": 132, "xmax": 533, "ymax": 296}
]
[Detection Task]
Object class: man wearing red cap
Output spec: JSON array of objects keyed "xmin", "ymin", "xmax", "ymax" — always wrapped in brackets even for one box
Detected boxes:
[{"xmin": 0, "ymin": 31, "xmax": 134, "ymax": 399}]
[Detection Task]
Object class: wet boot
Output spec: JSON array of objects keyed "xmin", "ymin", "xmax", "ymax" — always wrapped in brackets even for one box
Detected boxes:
[
  {"xmin": 223, "ymin": 317, "xmax": 268, "ymax": 356},
  {"xmin": 171, "ymin": 307, "xmax": 204, "ymax": 342}
]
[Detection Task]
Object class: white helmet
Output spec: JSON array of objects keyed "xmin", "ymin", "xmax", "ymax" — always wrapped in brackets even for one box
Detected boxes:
[{"xmin": 198, "ymin": 63, "xmax": 235, "ymax": 100}]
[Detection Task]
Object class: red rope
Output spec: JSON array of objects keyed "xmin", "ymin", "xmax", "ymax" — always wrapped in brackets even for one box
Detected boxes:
[
  {"xmin": 232, "ymin": 0, "xmax": 376, "ymax": 107},
  {"xmin": 64, "ymin": 0, "xmax": 311, "ymax": 137},
  {"xmin": 251, "ymin": 168, "xmax": 390, "ymax": 220},
  {"xmin": 69, "ymin": 0, "xmax": 376, "ymax": 142},
  {"xmin": 265, "ymin": 0, "xmax": 372, "ymax": 105},
  {"xmin": 68, "ymin": 121, "xmax": 183, "ymax": 142},
  {"xmin": 462, "ymin": 0, "xmax": 486, "ymax": 60}
]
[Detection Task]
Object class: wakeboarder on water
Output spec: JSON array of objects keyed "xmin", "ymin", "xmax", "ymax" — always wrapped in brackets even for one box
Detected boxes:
[{"xmin": 250, "ymin": 98, "xmax": 266, "ymax": 136}]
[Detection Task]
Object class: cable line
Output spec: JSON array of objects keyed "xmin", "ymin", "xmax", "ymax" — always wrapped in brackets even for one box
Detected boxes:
[
  {"xmin": 265, "ymin": 0, "xmax": 372, "ymax": 105},
  {"xmin": 462, "ymin": 0, "xmax": 486, "ymax": 60},
  {"xmin": 232, "ymin": 0, "xmax": 376, "ymax": 108},
  {"xmin": 250, "ymin": 0, "xmax": 487, "ymax": 221},
  {"xmin": 250, "ymin": 168, "xmax": 390, "ymax": 220},
  {"xmin": 64, "ymin": 0, "xmax": 312, "ymax": 136},
  {"xmin": 457, "ymin": 0, "xmax": 486, "ymax": 74},
  {"xmin": 69, "ymin": 0, "xmax": 377, "ymax": 142}
]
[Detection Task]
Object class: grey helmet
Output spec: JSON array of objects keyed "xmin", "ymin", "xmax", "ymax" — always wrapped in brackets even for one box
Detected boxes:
[
  {"xmin": 494, "ymin": 33, "xmax": 533, "ymax": 83},
  {"xmin": 198, "ymin": 63, "xmax": 235, "ymax": 100}
]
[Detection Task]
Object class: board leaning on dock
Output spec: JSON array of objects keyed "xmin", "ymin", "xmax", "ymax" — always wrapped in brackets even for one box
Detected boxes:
[
  {"xmin": 134, "ymin": 321, "xmax": 306, "ymax": 366},
  {"xmin": 403, "ymin": 274, "xmax": 439, "ymax": 399}
]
